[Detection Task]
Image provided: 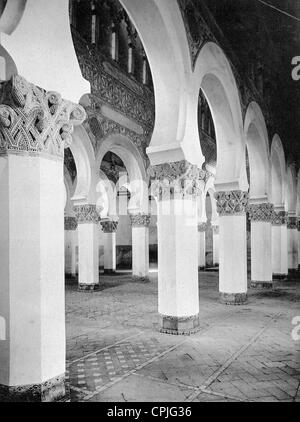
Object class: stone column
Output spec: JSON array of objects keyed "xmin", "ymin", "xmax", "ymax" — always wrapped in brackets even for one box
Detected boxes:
[
  {"xmin": 248, "ymin": 203, "xmax": 273, "ymax": 289},
  {"xmin": 64, "ymin": 216, "xmax": 78, "ymax": 277},
  {"xmin": 0, "ymin": 75, "xmax": 85, "ymax": 401},
  {"xmin": 148, "ymin": 160, "xmax": 206, "ymax": 335},
  {"xmin": 74, "ymin": 204, "xmax": 101, "ymax": 291},
  {"xmin": 100, "ymin": 219, "xmax": 118, "ymax": 274},
  {"xmin": 271, "ymin": 210, "xmax": 288, "ymax": 279},
  {"xmin": 287, "ymin": 215, "xmax": 298, "ymax": 275},
  {"xmin": 198, "ymin": 222, "xmax": 207, "ymax": 270},
  {"xmin": 130, "ymin": 213, "xmax": 151, "ymax": 280},
  {"xmin": 212, "ymin": 225, "xmax": 219, "ymax": 266},
  {"xmin": 215, "ymin": 190, "xmax": 248, "ymax": 305}
]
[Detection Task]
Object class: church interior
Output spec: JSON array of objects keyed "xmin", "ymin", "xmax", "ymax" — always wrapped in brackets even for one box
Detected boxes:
[{"xmin": 0, "ymin": 0, "xmax": 299, "ymax": 402}]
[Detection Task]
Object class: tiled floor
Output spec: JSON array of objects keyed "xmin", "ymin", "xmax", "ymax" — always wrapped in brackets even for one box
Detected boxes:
[{"xmin": 65, "ymin": 271, "xmax": 300, "ymax": 402}]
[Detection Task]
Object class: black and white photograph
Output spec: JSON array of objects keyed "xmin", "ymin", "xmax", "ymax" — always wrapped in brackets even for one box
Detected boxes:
[{"xmin": 0, "ymin": 0, "xmax": 299, "ymax": 408}]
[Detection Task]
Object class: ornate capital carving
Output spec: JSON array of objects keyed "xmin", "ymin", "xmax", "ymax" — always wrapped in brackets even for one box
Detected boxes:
[
  {"xmin": 74, "ymin": 204, "xmax": 101, "ymax": 224},
  {"xmin": 100, "ymin": 219, "xmax": 118, "ymax": 233},
  {"xmin": 212, "ymin": 225, "xmax": 219, "ymax": 235},
  {"xmin": 287, "ymin": 216, "xmax": 297, "ymax": 229},
  {"xmin": 215, "ymin": 190, "xmax": 249, "ymax": 216},
  {"xmin": 64, "ymin": 216, "xmax": 78, "ymax": 231},
  {"xmin": 247, "ymin": 203, "xmax": 274, "ymax": 222},
  {"xmin": 272, "ymin": 211, "xmax": 288, "ymax": 226},
  {"xmin": 0, "ymin": 75, "xmax": 86, "ymax": 158},
  {"xmin": 148, "ymin": 160, "xmax": 207, "ymax": 199},
  {"xmin": 198, "ymin": 222, "xmax": 208, "ymax": 232},
  {"xmin": 130, "ymin": 213, "xmax": 151, "ymax": 227}
]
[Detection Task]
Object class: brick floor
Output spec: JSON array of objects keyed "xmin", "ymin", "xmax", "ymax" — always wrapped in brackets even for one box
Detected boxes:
[{"xmin": 65, "ymin": 271, "xmax": 300, "ymax": 402}]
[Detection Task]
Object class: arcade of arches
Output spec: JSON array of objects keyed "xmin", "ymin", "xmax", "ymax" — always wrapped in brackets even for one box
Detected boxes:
[{"xmin": 0, "ymin": 0, "xmax": 299, "ymax": 402}]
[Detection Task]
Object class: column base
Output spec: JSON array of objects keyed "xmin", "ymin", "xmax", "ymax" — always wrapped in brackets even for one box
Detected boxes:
[
  {"xmin": 220, "ymin": 292, "xmax": 247, "ymax": 305},
  {"xmin": 103, "ymin": 269, "xmax": 116, "ymax": 275},
  {"xmin": 0, "ymin": 374, "xmax": 66, "ymax": 402},
  {"xmin": 132, "ymin": 275, "xmax": 150, "ymax": 283},
  {"xmin": 251, "ymin": 281, "xmax": 273, "ymax": 289},
  {"xmin": 272, "ymin": 273, "xmax": 288, "ymax": 280},
  {"xmin": 159, "ymin": 314, "xmax": 200, "ymax": 335},
  {"xmin": 78, "ymin": 283, "xmax": 99, "ymax": 291}
]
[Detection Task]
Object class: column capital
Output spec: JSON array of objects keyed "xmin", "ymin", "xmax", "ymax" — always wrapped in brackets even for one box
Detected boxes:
[
  {"xmin": 198, "ymin": 222, "xmax": 208, "ymax": 232},
  {"xmin": 287, "ymin": 216, "xmax": 297, "ymax": 229},
  {"xmin": 148, "ymin": 160, "xmax": 207, "ymax": 200},
  {"xmin": 130, "ymin": 213, "xmax": 151, "ymax": 227},
  {"xmin": 74, "ymin": 204, "xmax": 101, "ymax": 224},
  {"xmin": 272, "ymin": 210, "xmax": 288, "ymax": 226},
  {"xmin": 0, "ymin": 75, "xmax": 86, "ymax": 159},
  {"xmin": 247, "ymin": 203, "xmax": 274, "ymax": 222},
  {"xmin": 64, "ymin": 216, "xmax": 78, "ymax": 231},
  {"xmin": 100, "ymin": 219, "xmax": 118, "ymax": 233},
  {"xmin": 214, "ymin": 190, "xmax": 249, "ymax": 216}
]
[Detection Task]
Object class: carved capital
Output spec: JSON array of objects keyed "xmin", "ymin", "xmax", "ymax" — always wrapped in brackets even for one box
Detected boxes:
[
  {"xmin": 0, "ymin": 75, "xmax": 86, "ymax": 158},
  {"xmin": 198, "ymin": 222, "xmax": 208, "ymax": 232},
  {"xmin": 130, "ymin": 213, "xmax": 151, "ymax": 227},
  {"xmin": 148, "ymin": 160, "xmax": 207, "ymax": 199},
  {"xmin": 100, "ymin": 219, "xmax": 118, "ymax": 233},
  {"xmin": 74, "ymin": 204, "xmax": 101, "ymax": 224},
  {"xmin": 64, "ymin": 216, "xmax": 78, "ymax": 231},
  {"xmin": 247, "ymin": 203, "xmax": 274, "ymax": 222},
  {"xmin": 215, "ymin": 190, "xmax": 249, "ymax": 216},
  {"xmin": 272, "ymin": 211, "xmax": 288, "ymax": 226},
  {"xmin": 287, "ymin": 216, "xmax": 297, "ymax": 229}
]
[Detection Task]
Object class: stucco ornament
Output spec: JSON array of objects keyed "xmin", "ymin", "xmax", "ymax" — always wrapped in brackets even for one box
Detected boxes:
[
  {"xmin": 287, "ymin": 216, "xmax": 297, "ymax": 229},
  {"xmin": 148, "ymin": 160, "xmax": 207, "ymax": 199},
  {"xmin": 271, "ymin": 211, "xmax": 288, "ymax": 226},
  {"xmin": 74, "ymin": 204, "xmax": 102, "ymax": 224},
  {"xmin": 129, "ymin": 213, "xmax": 151, "ymax": 227},
  {"xmin": 100, "ymin": 219, "xmax": 118, "ymax": 233},
  {"xmin": 0, "ymin": 75, "xmax": 86, "ymax": 158},
  {"xmin": 247, "ymin": 203, "xmax": 274, "ymax": 222},
  {"xmin": 198, "ymin": 222, "xmax": 208, "ymax": 232},
  {"xmin": 64, "ymin": 216, "xmax": 78, "ymax": 231},
  {"xmin": 215, "ymin": 190, "xmax": 249, "ymax": 216}
]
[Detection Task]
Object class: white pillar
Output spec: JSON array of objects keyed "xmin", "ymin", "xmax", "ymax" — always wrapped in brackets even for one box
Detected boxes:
[
  {"xmin": 0, "ymin": 75, "xmax": 85, "ymax": 401},
  {"xmin": 149, "ymin": 161, "xmax": 203, "ymax": 334},
  {"xmin": 287, "ymin": 215, "xmax": 298, "ymax": 274},
  {"xmin": 271, "ymin": 210, "xmax": 288, "ymax": 279},
  {"xmin": 248, "ymin": 203, "xmax": 273, "ymax": 288},
  {"xmin": 212, "ymin": 225, "xmax": 219, "ymax": 266},
  {"xmin": 100, "ymin": 220, "xmax": 118, "ymax": 274},
  {"xmin": 74, "ymin": 205, "xmax": 100, "ymax": 291},
  {"xmin": 215, "ymin": 191, "xmax": 248, "ymax": 304},
  {"xmin": 130, "ymin": 214, "xmax": 150, "ymax": 279},
  {"xmin": 198, "ymin": 222, "xmax": 206, "ymax": 269},
  {"xmin": 64, "ymin": 216, "xmax": 78, "ymax": 277}
]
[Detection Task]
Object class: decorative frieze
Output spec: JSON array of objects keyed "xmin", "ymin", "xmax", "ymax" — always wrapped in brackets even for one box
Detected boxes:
[
  {"xmin": 0, "ymin": 75, "xmax": 86, "ymax": 158},
  {"xmin": 148, "ymin": 160, "xmax": 207, "ymax": 199},
  {"xmin": 198, "ymin": 222, "xmax": 208, "ymax": 232},
  {"xmin": 74, "ymin": 204, "xmax": 101, "ymax": 224},
  {"xmin": 64, "ymin": 216, "xmax": 78, "ymax": 231},
  {"xmin": 247, "ymin": 203, "xmax": 274, "ymax": 222},
  {"xmin": 271, "ymin": 211, "xmax": 288, "ymax": 226},
  {"xmin": 287, "ymin": 216, "xmax": 297, "ymax": 230},
  {"xmin": 130, "ymin": 213, "xmax": 151, "ymax": 227},
  {"xmin": 100, "ymin": 220, "xmax": 118, "ymax": 233},
  {"xmin": 214, "ymin": 191, "xmax": 249, "ymax": 216}
]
